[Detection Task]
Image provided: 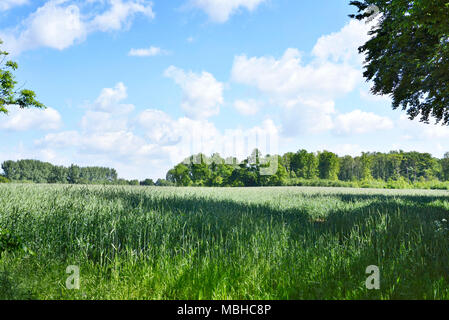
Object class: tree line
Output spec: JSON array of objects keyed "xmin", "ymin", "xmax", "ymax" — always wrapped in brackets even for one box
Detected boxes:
[
  {"xmin": 2, "ymin": 150, "xmax": 449, "ymax": 189},
  {"xmin": 164, "ymin": 150, "xmax": 449, "ymax": 189}
]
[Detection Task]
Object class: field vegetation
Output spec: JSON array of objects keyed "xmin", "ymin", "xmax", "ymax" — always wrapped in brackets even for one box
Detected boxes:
[{"xmin": 1, "ymin": 184, "xmax": 449, "ymax": 299}]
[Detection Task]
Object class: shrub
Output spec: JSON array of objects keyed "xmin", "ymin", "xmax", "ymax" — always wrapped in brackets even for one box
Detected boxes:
[
  {"xmin": 0, "ymin": 176, "xmax": 10, "ymax": 184},
  {"xmin": 0, "ymin": 227, "xmax": 22, "ymax": 255}
]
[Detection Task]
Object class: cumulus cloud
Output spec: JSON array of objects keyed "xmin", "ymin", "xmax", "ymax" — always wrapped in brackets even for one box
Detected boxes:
[
  {"xmin": 312, "ymin": 19, "xmax": 372, "ymax": 65},
  {"xmin": 138, "ymin": 108, "xmax": 279, "ymax": 164},
  {"xmin": 334, "ymin": 110, "xmax": 394, "ymax": 135},
  {"xmin": 0, "ymin": 0, "xmax": 155, "ymax": 55},
  {"xmin": 0, "ymin": 106, "xmax": 62, "ymax": 131},
  {"xmin": 233, "ymin": 99, "xmax": 260, "ymax": 116},
  {"xmin": 316, "ymin": 143, "xmax": 364, "ymax": 157},
  {"xmin": 232, "ymin": 48, "xmax": 361, "ymax": 100},
  {"xmin": 92, "ymin": 82, "xmax": 134, "ymax": 114},
  {"xmin": 189, "ymin": 0, "xmax": 266, "ymax": 23},
  {"xmin": 359, "ymin": 88, "xmax": 392, "ymax": 103},
  {"xmin": 35, "ymin": 81, "xmax": 279, "ymax": 179},
  {"xmin": 0, "ymin": 0, "xmax": 28, "ymax": 11},
  {"xmin": 282, "ymin": 99, "xmax": 335, "ymax": 136},
  {"xmin": 128, "ymin": 46, "xmax": 169, "ymax": 57},
  {"xmin": 91, "ymin": 0, "xmax": 155, "ymax": 32},
  {"xmin": 164, "ymin": 66, "xmax": 224, "ymax": 119},
  {"xmin": 398, "ymin": 114, "xmax": 449, "ymax": 140},
  {"xmin": 231, "ymin": 19, "xmax": 381, "ymax": 136}
]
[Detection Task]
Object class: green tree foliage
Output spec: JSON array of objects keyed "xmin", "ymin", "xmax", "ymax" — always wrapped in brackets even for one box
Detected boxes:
[
  {"xmin": 3, "ymin": 149, "xmax": 449, "ymax": 188},
  {"xmin": 0, "ymin": 176, "xmax": 10, "ymax": 183},
  {"xmin": 67, "ymin": 165, "xmax": 81, "ymax": 184},
  {"xmin": 350, "ymin": 0, "xmax": 449, "ymax": 124},
  {"xmin": 359, "ymin": 152, "xmax": 373, "ymax": 180},
  {"xmin": 318, "ymin": 151, "xmax": 340, "ymax": 180},
  {"xmin": 266, "ymin": 157, "xmax": 288, "ymax": 186},
  {"xmin": 155, "ymin": 178, "xmax": 174, "ymax": 186},
  {"xmin": 1, "ymin": 39, "xmax": 45, "ymax": 114},
  {"xmin": 339, "ymin": 155, "xmax": 356, "ymax": 181},
  {"xmin": 442, "ymin": 152, "xmax": 449, "ymax": 181},
  {"xmin": 291, "ymin": 149, "xmax": 318, "ymax": 179},
  {"xmin": 1, "ymin": 160, "xmax": 118, "ymax": 184},
  {"xmin": 167, "ymin": 164, "xmax": 192, "ymax": 186},
  {"xmin": 163, "ymin": 149, "xmax": 449, "ymax": 188},
  {"xmin": 140, "ymin": 179, "xmax": 155, "ymax": 186}
]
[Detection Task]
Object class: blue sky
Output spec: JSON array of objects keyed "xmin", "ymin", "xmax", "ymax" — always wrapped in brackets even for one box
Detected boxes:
[{"xmin": 1, "ymin": 0, "xmax": 449, "ymax": 180}]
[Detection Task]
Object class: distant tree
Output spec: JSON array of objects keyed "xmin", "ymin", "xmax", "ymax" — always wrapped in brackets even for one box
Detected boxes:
[
  {"xmin": 292, "ymin": 150, "xmax": 318, "ymax": 179},
  {"xmin": 1, "ymin": 160, "xmax": 119, "ymax": 184},
  {"xmin": 370, "ymin": 152, "xmax": 388, "ymax": 180},
  {"xmin": 339, "ymin": 155, "xmax": 356, "ymax": 181},
  {"xmin": 49, "ymin": 166, "xmax": 68, "ymax": 184},
  {"xmin": 282, "ymin": 152, "xmax": 295, "ymax": 177},
  {"xmin": 163, "ymin": 149, "xmax": 449, "ymax": 187},
  {"xmin": 155, "ymin": 178, "xmax": 174, "ymax": 186},
  {"xmin": 359, "ymin": 152, "xmax": 373, "ymax": 180},
  {"xmin": 318, "ymin": 151, "xmax": 340, "ymax": 180},
  {"xmin": 386, "ymin": 152, "xmax": 404, "ymax": 180},
  {"xmin": 350, "ymin": 0, "xmax": 449, "ymax": 124},
  {"xmin": 209, "ymin": 154, "xmax": 234, "ymax": 186},
  {"xmin": 67, "ymin": 164, "xmax": 81, "ymax": 184},
  {"xmin": 167, "ymin": 164, "xmax": 192, "ymax": 186},
  {"xmin": 0, "ymin": 175, "xmax": 10, "ymax": 183},
  {"xmin": 140, "ymin": 178, "xmax": 155, "ymax": 186},
  {"xmin": 188, "ymin": 153, "xmax": 211, "ymax": 186},
  {"xmin": 1, "ymin": 39, "xmax": 45, "ymax": 114},
  {"xmin": 1, "ymin": 160, "xmax": 18, "ymax": 181},
  {"xmin": 267, "ymin": 157, "xmax": 289, "ymax": 186},
  {"xmin": 129, "ymin": 180, "xmax": 139, "ymax": 186},
  {"xmin": 441, "ymin": 152, "xmax": 449, "ymax": 181}
]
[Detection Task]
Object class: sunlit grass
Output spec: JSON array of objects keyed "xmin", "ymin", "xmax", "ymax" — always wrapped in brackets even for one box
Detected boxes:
[{"xmin": 1, "ymin": 184, "xmax": 449, "ymax": 299}]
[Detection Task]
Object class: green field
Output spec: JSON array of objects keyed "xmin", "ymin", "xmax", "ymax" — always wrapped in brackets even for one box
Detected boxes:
[{"xmin": 1, "ymin": 184, "xmax": 449, "ymax": 300}]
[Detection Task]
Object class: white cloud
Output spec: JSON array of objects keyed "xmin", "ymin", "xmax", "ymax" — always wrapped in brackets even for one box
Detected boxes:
[
  {"xmin": 232, "ymin": 48, "xmax": 361, "ymax": 100},
  {"xmin": 81, "ymin": 111, "xmax": 129, "ymax": 133},
  {"xmin": 164, "ymin": 66, "xmax": 224, "ymax": 119},
  {"xmin": 233, "ymin": 99, "xmax": 260, "ymax": 116},
  {"xmin": 37, "ymin": 82, "xmax": 140, "ymax": 157},
  {"xmin": 316, "ymin": 143, "xmax": 364, "ymax": 157},
  {"xmin": 1, "ymin": 1, "xmax": 87, "ymax": 53},
  {"xmin": 128, "ymin": 46, "xmax": 169, "ymax": 57},
  {"xmin": 312, "ymin": 19, "xmax": 372, "ymax": 65},
  {"xmin": 360, "ymin": 88, "xmax": 392, "ymax": 103},
  {"xmin": 0, "ymin": 0, "xmax": 155, "ymax": 55},
  {"xmin": 36, "ymin": 130, "xmax": 81, "ymax": 149},
  {"xmin": 398, "ymin": 114, "xmax": 449, "ymax": 140},
  {"xmin": 334, "ymin": 110, "xmax": 394, "ymax": 135},
  {"xmin": 0, "ymin": 106, "xmax": 62, "ymax": 131},
  {"xmin": 33, "ymin": 81, "xmax": 279, "ymax": 179},
  {"xmin": 0, "ymin": 0, "xmax": 28, "ymax": 11},
  {"xmin": 282, "ymin": 99, "xmax": 335, "ymax": 135},
  {"xmin": 138, "ymin": 109, "xmax": 185, "ymax": 145},
  {"xmin": 91, "ymin": 0, "xmax": 155, "ymax": 32},
  {"xmin": 38, "ymin": 107, "xmax": 280, "ymax": 178},
  {"xmin": 189, "ymin": 0, "xmax": 266, "ymax": 23},
  {"xmin": 231, "ymin": 20, "xmax": 378, "ymax": 136},
  {"xmin": 138, "ymin": 109, "xmax": 279, "ymax": 165},
  {"xmin": 93, "ymin": 82, "xmax": 134, "ymax": 114}
]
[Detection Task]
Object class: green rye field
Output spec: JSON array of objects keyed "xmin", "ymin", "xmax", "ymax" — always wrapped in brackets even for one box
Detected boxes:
[{"xmin": 1, "ymin": 184, "xmax": 449, "ymax": 300}]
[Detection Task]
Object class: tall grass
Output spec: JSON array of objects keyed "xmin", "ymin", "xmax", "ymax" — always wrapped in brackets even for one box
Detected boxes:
[{"xmin": 0, "ymin": 184, "xmax": 448, "ymax": 299}]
